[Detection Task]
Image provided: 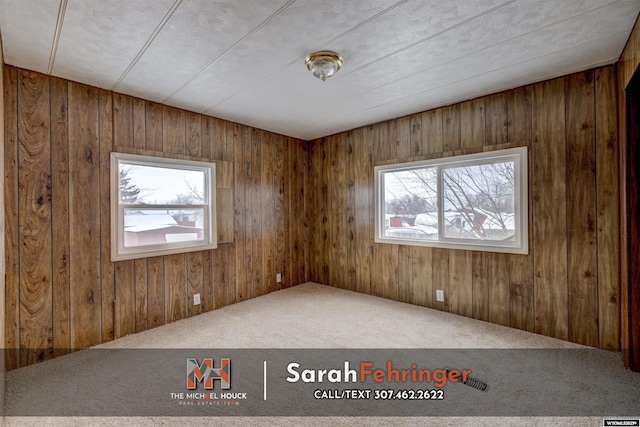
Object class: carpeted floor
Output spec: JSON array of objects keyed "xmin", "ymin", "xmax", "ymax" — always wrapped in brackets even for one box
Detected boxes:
[{"xmin": 4, "ymin": 282, "xmax": 640, "ymax": 426}]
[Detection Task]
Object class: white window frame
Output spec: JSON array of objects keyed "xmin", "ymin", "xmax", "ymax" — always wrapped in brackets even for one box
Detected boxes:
[
  {"xmin": 374, "ymin": 147, "xmax": 528, "ymax": 254},
  {"xmin": 110, "ymin": 152, "xmax": 217, "ymax": 261}
]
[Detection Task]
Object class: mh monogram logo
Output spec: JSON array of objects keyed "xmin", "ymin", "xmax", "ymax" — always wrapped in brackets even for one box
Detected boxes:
[{"xmin": 186, "ymin": 357, "xmax": 231, "ymax": 390}]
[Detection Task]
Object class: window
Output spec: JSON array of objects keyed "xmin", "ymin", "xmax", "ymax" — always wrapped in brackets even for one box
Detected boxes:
[
  {"xmin": 375, "ymin": 147, "xmax": 528, "ymax": 254},
  {"xmin": 111, "ymin": 152, "xmax": 216, "ymax": 261}
]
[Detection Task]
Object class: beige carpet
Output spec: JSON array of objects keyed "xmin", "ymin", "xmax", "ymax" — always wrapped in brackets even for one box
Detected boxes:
[{"xmin": 4, "ymin": 282, "xmax": 640, "ymax": 426}]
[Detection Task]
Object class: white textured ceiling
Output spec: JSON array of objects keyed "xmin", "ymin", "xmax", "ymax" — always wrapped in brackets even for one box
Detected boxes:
[{"xmin": 0, "ymin": 0, "xmax": 638, "ymax": 141}]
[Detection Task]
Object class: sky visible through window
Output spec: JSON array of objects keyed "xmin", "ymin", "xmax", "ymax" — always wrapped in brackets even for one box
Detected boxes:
[{"xmin": 120, "ymin": 164, "xmax": 205, "ymax": 205}]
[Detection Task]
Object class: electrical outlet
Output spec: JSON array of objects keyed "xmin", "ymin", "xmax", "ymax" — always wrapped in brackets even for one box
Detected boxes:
[
  {"xmin": 193, "ymin": 293, "xmax": 201, "ymax": 305},
  {"xmin": 436, "ymin": 290, "xmax": 445, "ymax": 302},
  {"xmin": 276, "ymin": 273, "xmax": 282, "ymax": 283}
]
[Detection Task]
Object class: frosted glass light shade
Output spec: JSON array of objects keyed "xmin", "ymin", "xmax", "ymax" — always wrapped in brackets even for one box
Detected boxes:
[{"xmin": 305, "ymin": 51, "xmax": 343, "ymax": 81}]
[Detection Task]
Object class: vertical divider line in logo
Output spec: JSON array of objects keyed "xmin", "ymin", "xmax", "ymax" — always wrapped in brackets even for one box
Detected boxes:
[{"xmin": 263, "ymin": 361, "xmax": 267, "ymax": 400}]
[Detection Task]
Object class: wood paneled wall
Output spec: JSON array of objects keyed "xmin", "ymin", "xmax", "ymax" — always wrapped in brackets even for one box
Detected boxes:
[
  {"xmin": 618, "ymin": 14, "xmax": 640, "ymax": 367},
  {"xmin": 0, "ymin": 37, "xmax": 6, "ymax": 415},
  {"xmin": 308, "ymin": 65, "xmax": 620, "ymax": 350},
  {"xmin": 3, "ymin": 65, "xmax": 308, "ymax": 369}
]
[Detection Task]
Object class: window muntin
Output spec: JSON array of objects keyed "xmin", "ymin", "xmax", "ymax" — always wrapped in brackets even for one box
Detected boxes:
[
  {"xmin": 111, "ymin": 152, "xmax": 216, "ymax": 261},
  {"xmin": 375, "ymin": 147, "xmax": 527, "ymax": 254}
]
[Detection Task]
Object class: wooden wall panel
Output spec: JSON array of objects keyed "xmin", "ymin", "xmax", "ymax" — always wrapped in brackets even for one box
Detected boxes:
[
  {"xmin": 4, "ymin": 66, "xmax": 19, "ymax": 370},
  {"xmin": 68, "ymin": 82, "xmax": 101, "ymax": 349},
  {"xmin": 4, "ymin": 66, "xmax": 308, "ymax": 369},
  {"xmin": 50, "ymin": 77, "xmax": 70, "ymax": 357},
  {"xmin": 329, "ymin": 134, "xmax": 347, "ymax": 289},
  {"xmin": 531, "ymin": 77, "xmax": 569, "ymax": 340},
  {"xmin": 373, "ymin": 121, "xmax": 399, "ymax": 300},
  {"xmin": 133, "ymin": 98, "xmax": 149, "ymax": 330},
  {"xmin": 261, "ymin": 132, "xmax": 276, "ymax": 294},
  {"xmin": 113, "ymin": 93, "xmax": 135, "ymax": 338},
  {"xmin": 617, "ymin": 17, "xmax": 639, "ymax": 366},
  {"xmin": 307, "ymin": 64, "xmax": 620, "ymax": 351},
  {"xmin": 98, "ymin": 89, "xmax": 115, "ymax": 342},
  {"xmin": 144, "ymin": 101, "xmax": 164, "ymax": 330},
  {"xmin": 354, "ymin": 128, "xmax": 372, "ymax": 294},
  {"xmin": 595, "ymin": 66, "xmax": 620, "ymax": 351},
  {"xmin": 0, "ymin": 56, "xmax": 5, "ymax": 410},
  {"xmin": 566, "ymin": 71, "xmax": 598, "ymax": 346},
  {"xmin": 17, "ymin": 70, "xmax": 53, "ymax": 365},
  {"xmin": 250, "ymin": 129, "xmax": 263, "ymax": 297},
  {"xmin": 274, "ymin": 134, "xmax": 287, "ymax": 290}
]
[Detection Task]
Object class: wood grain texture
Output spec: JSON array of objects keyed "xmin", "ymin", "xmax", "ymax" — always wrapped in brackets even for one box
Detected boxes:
[
  {"xmin": 396, "ymin": 116, "xmax": 411, "ymax": 159},
  {"xmin": 306, "ymin": 65, "xmax": 619, "ymax": 352},
  {"xmin": 442, "ymin": 105, "xmax": 461, "ymax": 152},
  {"xmin": 595, "ymin": 65, "xmax": 620, "ymax": 351},
  {"xmin": 617, "ymin": 16, "xmax": 639, "ymax": 363},
  {"xmin": 3, "ymin": 57, "xmax": 624, "ymax": 369},
  {"xmin": 432, "ymin": 249, "xmax": 449, "ymax": 312},
  {"xmin": 449, "ymin": 250, "xmax": 472, "ymax": 317},
  {"xmin": 50, "ymin": 77, "xmax": 70, "ymax": 357},
  {"xmin": 531, "ymin": 77, "xmax": 568, "ymax": 340},
  {"xmin": 354, "ymin": 128, "xmax": 372, "ymax": 294},
  {"xmin": 329, "ymin": 134, "xmax": 347, "ymax": 289},
  {"xmin": 98, "ymin": 89, "xmax": 115, "ymax": 342},
  {"xmin": 274, "ymin": 134, "xmax": 286, "ymax": 290},
  {"xmin": 472, "ymin": 252, "xmax": 489, "ymax": 321},
  {"xmin": 68, "ymin": 82, "xmax": 101, "ymax": 348},
  {"xmin": 132, "ymin": 98, "xmax": 148, "ymax": 332},
  {"xmin": 509, "ymin": 254, "xmax": 534, "ymax": 332},
  {"xmin": 262, "ymin": 132, "xmax": 276, "ymax": 293},
  {"xmin": 233, "ymin": 123, "xmax": 247, "ymax": 302},
  {"xmin": 113, "ymin": 93, "xmax": 135, "ymax": 338},
  {"xmin": 3, "ymin": 65, "xmax": 308, "ymax": 369},
  {"xmin": 373, "ymin": 121, "xmax": 399, "ymax": 300},
  {"xmin": 566, "ymin": 71, "xmax": 598, "ymax": 346},
  {"xmin": 410, "ymin": 113, "xmax": 423, "ymax": 156},
  {"xmin": 488, "ymin": 253, "xmax": 510, "ymax": 327},
  {"xmin": 423, "ymin": 109, "xmax": 443, "ymax": 154},
  {"xmin": 507, "ymin": 86, "xmax": 532, "ymax": 143},
  {"xmin": 144, "ymin": 101, "xmax": 164, "ymax": 330},
  {"xmin": 4, "ymin": 66, "xmax": 20, "ymax": 369},
  {"xmin": 485, "ymin": 92, "xmax": 508, "ymax": 146},
  {"xmin": 397, "ymin": 245, "xmax": 412, "ymax": 304},
  {"xmin": 250, "ymin": 129, "xmax": 263, "ymax": 297},
  {"xmin": 409, "ymin": 246, "xmax": 432, "ymax": 307},
  {"xmin": 17, "ymin": 70, "xmax": 53, "ymax": 365},
  {"xmin": 460, "ymin": 99, "xmax": 485, "ymax": 150},
  {"xmin": 345, "ymin": 132, "xmax": 357, "ymax": 293},
  {"xmin": 241, "ymin": 127, "xmax": 253, "ymax": 299}
]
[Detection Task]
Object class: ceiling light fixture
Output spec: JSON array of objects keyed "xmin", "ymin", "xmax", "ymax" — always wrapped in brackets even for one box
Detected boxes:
[{"xmin": 305, "ymin": 51, "xmax": 343, "ymax": 81}]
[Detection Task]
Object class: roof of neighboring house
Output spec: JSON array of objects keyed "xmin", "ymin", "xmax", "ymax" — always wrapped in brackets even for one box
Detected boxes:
[{"xmin": 124, "ymin": 213, "xmax": 178, "ymax": 227}]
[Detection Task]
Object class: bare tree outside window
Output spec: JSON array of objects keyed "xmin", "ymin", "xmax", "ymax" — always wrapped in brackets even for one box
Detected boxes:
[{"xmin": 376, "ymin": 147, "xmax": 527, "ymax": 254}]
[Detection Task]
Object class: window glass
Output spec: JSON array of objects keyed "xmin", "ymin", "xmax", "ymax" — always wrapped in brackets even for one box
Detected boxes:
[
  {"xmin": 111, "ymin": 152, "xmax": 216, "ymax": 261},
  {"xmin": 375, "ymin": 147, "xmax": 527, "ymax": 254}
]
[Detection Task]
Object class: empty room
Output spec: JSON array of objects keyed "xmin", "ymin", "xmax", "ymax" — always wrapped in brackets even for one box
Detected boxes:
[{"xmin": 1, "ymin": 1, "xmax": 640, "ymax": 426}]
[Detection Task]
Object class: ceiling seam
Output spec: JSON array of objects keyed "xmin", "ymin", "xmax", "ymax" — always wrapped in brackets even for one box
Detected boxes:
[
  {"xmin": 200, "ymin": 0, "xmax": 410, "ymax": 116},
  {"xmin": 348, "ymin": 31, "xmax": 627, "ymax": 119},
  {"xmin": 334, "ymin": 0, "xmax": 518, "ymax": 80},
  {"xmin": 161, "ymin": 0, "xmax": 297, "ymax": 105},
  {"xmin": 319, "ymin": 0, "xmax": 409, "ymax": 48},
  {"xmin": 304, "ymin": 0, "xmax": 629, "ymax": 120},
  {"xmin": 47, "ymin": 0, "xmax": 68, "ymax": 75},
  {"xmin": 203, "ymin": 0, "xmax": 518, "ymax": 116},
  {"xmin": 112, "ymin": 0, "xmax": 184, "ymax": 92}
]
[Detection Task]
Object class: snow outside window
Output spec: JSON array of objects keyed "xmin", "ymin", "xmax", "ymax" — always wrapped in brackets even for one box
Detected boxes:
[
  {"xmin": 375, "ymin": 147, "xmax": 528, "ymax": 254},
  {"xmin": 111, "ymin": 152, "xmax": 216, "ymax": 261}
]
